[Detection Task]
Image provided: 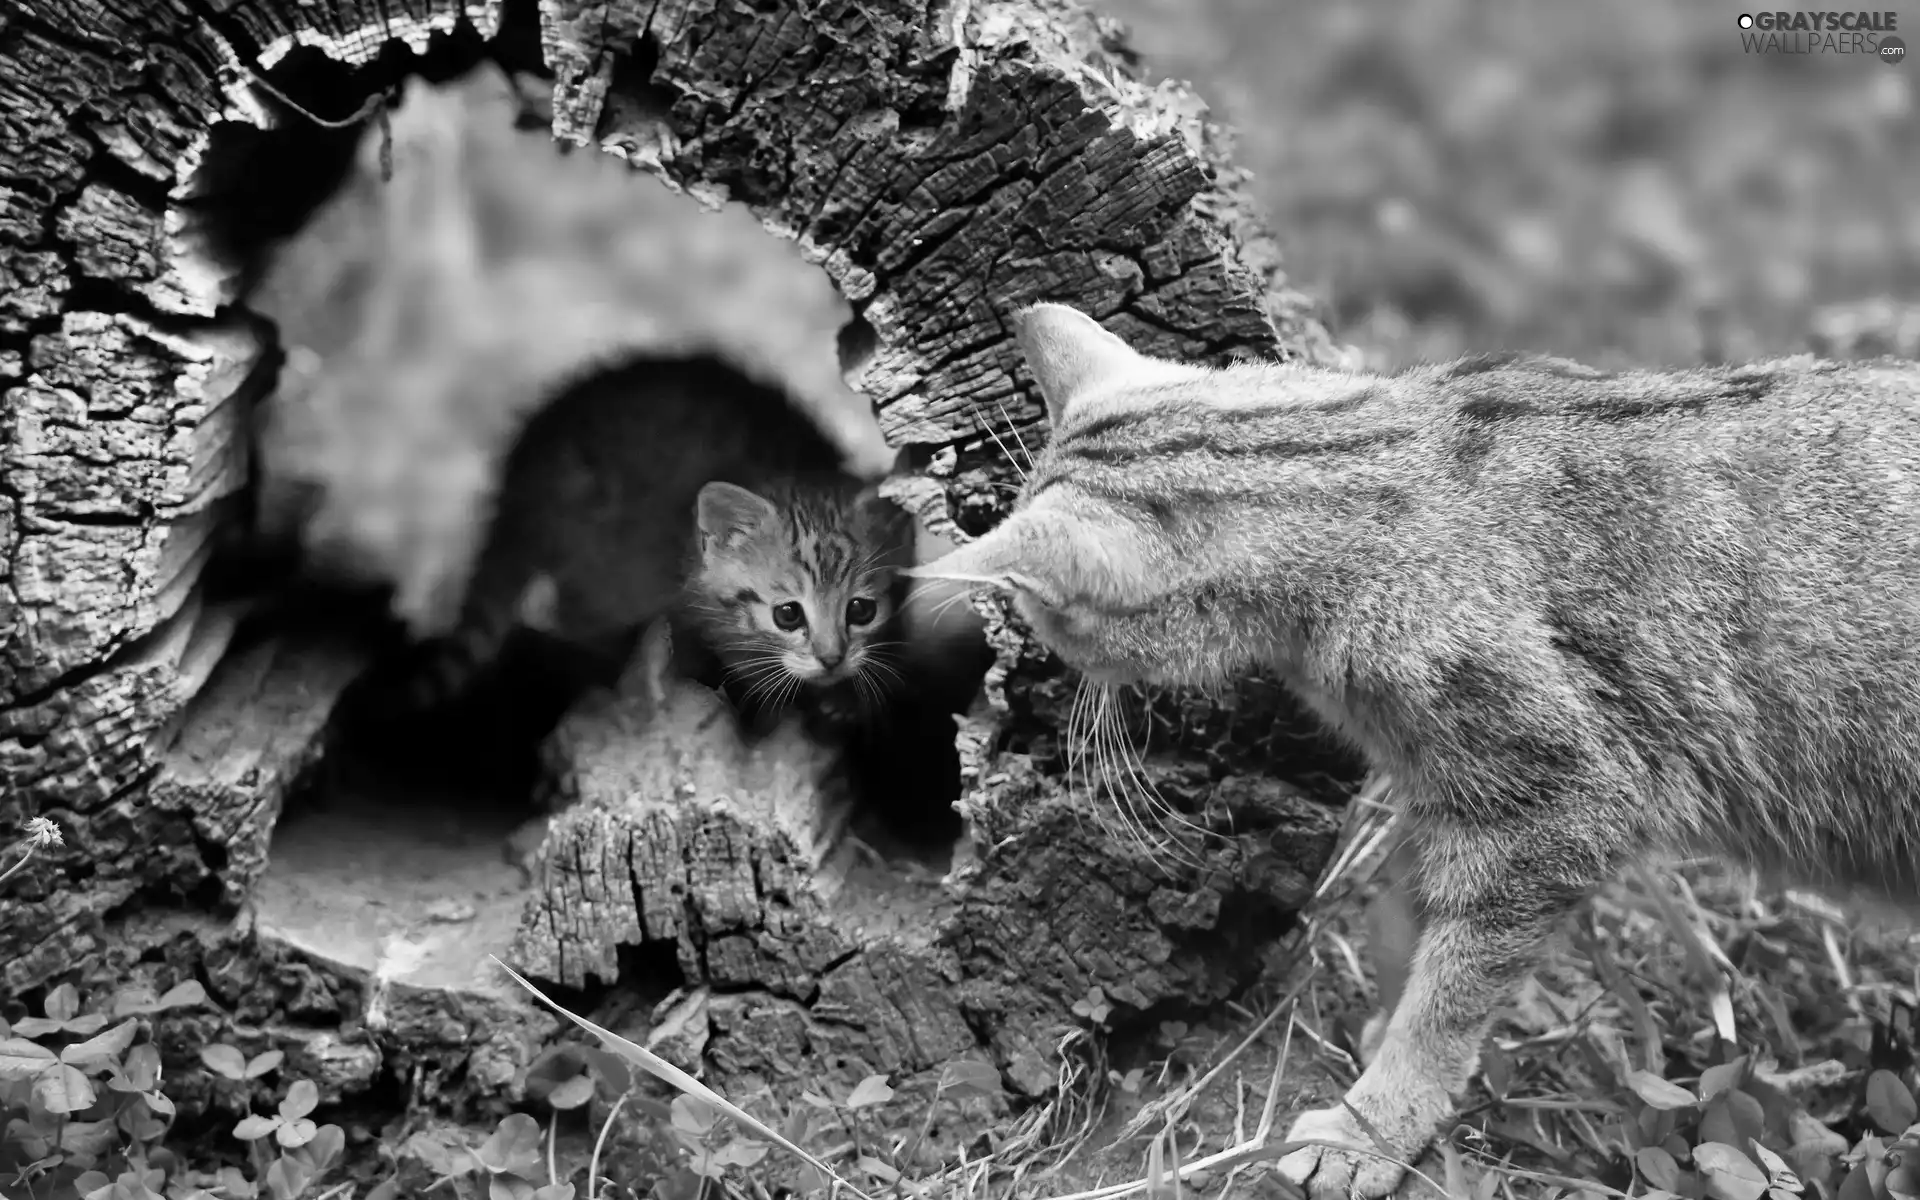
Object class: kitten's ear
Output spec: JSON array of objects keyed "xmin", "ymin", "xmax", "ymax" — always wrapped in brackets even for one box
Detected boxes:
[
  {"xmin": 697, "ymin": 482, "xmax": 778, "ymax": 552},
  {"xmin": 1014, "ymin": 303, "xmax": 1147, "ymax": 426}
]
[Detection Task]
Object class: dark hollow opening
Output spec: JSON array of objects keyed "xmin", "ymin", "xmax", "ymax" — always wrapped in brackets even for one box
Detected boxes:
[
  {"xmin": 182, "ymin": 16, "xmax": 571, "ymax": 878},
  {"xmin": 183, "ymin": 27, "xmax": 987, "ymax": 895}
]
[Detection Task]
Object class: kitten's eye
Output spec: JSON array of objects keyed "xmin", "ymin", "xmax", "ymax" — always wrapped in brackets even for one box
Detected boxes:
[
  {"xmin": 845, "ymin": 597, "xmax": 877, "ymax": 627},
  {"xmin": 771, "ymin": 601, "xmax": 807, "ymax": 631}
]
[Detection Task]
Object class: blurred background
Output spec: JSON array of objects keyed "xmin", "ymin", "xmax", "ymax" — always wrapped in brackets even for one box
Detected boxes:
[{"xmin": 1094, "ymin": 0, "xmax": 1920, "ymax": 370}]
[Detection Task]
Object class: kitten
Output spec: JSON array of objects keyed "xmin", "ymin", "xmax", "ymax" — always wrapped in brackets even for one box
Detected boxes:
[
  {"xmin": 673, "ymin": 471, "xmax": 915, "ymax": 732},
  {"xmin": 910, "ymin": 302, "xmax": 1920, "ymax": 1199},
  {"xmin": 353, "ymin": 356, "xmax": 911, "ymax": 727}
]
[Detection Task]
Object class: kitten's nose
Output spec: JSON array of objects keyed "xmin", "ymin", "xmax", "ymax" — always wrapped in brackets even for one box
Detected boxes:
[{"xmin": 816, "ymin": 650, "xmax": 844, "ymax": 670}]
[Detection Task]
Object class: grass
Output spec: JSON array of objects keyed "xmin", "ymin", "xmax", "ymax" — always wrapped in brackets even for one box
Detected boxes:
[
  {"xmin": 15, "ymin": 3, "xmax": 1920, "ymax": 1194},
  {"xmin": 993, "ymin": 796, "xmax": 1920, "ymax": 1200},
  {"xmin": 473, "ymin": 777, "xmax": 1920, "ymax": 1200},
  {"xmin": 17, "ymin": 791, "xmax": 1909, "ymax": 1200}
]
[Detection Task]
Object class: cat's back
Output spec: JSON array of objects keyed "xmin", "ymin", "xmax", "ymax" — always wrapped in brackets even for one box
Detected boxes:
[
  {"xmin": 1401, "ymin": 354, "xmax": 1920, "ymax": 884},
  {"xmin": 1409, "ymin": 353, "xmax": 1920, "ymax": 580},
  {"xmin": 1419, "ymin": 352, "xmax": 1920, "ymax": 469}
]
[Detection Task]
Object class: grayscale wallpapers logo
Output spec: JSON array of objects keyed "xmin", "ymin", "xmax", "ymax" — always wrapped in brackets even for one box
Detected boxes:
[{"xmin": 1736, "ymin": 11, "xmax": 1905, "ymax": 60}]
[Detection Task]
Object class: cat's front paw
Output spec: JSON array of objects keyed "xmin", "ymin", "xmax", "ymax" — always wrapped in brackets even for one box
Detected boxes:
[
  {"xmin": 1278, "ymin": 1084, "xmax": 1448, "ymax": 1199},
  {"xmin": 1278, "ymin": 1107, "xmax": 1408, "ymax": 1199}
]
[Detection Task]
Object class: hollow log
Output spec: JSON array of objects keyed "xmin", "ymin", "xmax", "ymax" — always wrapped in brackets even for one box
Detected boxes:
[{"xmin": 0, "ymin": 0, "xmax": 1362, "ymax": 1167}]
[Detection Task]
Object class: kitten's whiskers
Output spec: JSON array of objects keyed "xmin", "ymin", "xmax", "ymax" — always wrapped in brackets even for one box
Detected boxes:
[
  {"xmin": 856, "ymin": 646, "xmax": 908, "ymax": 695},
  {"xmin": 731, "ymin": 652, "xmax": 797, "ymax": 712}
]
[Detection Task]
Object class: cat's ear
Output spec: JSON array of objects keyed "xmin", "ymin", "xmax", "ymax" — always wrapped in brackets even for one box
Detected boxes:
[
  {"xmin": 1014, "ymin": 303, "xmax": 1147, "ymax": 426},
  {"xmin": 697, "ymin": 481, "xmax": 778, "ymax": 552}
]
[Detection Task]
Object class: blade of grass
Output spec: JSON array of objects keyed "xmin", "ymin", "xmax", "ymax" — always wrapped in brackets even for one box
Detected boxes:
[{"xmin": 491, "ymin": 957, "xmax": 874, "ymax": 1200}]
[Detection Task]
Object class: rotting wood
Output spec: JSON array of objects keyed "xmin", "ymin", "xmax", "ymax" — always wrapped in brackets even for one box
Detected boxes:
[
  {"xmin": 0, "ymin": 308, "xmax": 265, "ymax": 987},
  {"xmin": 499, "ymin": 0, "xmax": 1360, "ymax": 1125},
  {"xmin": 0, "ymin": 0, "xmax": 1359, "ymax": 1164}
]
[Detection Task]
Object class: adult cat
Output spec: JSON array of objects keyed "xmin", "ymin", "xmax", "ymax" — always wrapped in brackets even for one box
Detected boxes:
[{"xmin": 911, "ymin": 302, "xmax": 1920, "ymax": 1198}]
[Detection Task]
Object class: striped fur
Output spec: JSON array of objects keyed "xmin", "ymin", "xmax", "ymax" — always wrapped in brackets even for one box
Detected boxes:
[
  {"xmin": 680, "ymin": 472, "xmax": 915, "ymax": 729},
  {"xmin": 914, "ymin": 303, "xmax": 1920, "ymax": 1199},
  {"xmin": 363, "ymin": 357, "xmax": 886, "ymax": 719}
]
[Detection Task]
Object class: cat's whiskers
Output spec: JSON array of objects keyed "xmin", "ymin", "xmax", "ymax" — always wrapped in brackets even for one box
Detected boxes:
[
  {"xmin": 850, "ymin": 546, "xmax": 892, "ymax": 578},
  {"xmin": 1106, "ymin": 694, "xmax": 1175, "ymax": 868},
  {"xmin": 1061, "ymin": 675, "xmax": 1097, "ymax": 838},
  {"xmin": 1069, "ymin": 678, "xmax": 1113, "ymax": 843},
  {"xmin": 735, "ymin": 676, "xmax": 789, "ymax": 712},
  {"xmin": 731, "ymin": 654, "xmax": 785, "ymax": 682},
  {"xmin": 1094, "ymin": 684, "xmax": 1204, "ymax": 873},
  {"xmin": 1090, "ymin": 684, "xmax": 1161, "ymax": 864},
  {"xmin": 1085, "ymin": 686, "xmax": 1137, "ymax": 850},
  {"xmin": 863, "ymin": 664, "xmax": 907, "ymax": 697},
  {"xmin": 991, "ymin": 398, "xmax": 1038, "ymax": 475},
  {"xmin": 855, "ymin": 646, "xmax": 908, "ymax": 695},
  {"xmin": 977, "ymin": 408, "xmax": 1031, "ymax": 484},
  {"xmin": 730, "ymin": 652, "xmax": 797, "ymax": 711},
  {"xmin": 982, "ymin": 430, "xmax": 1029, "ymax": 485},
  {"xmin": 856, "ymin": 637, "xmax": 907, "ymax": 656},
  {"xmin": 1076, "ymin": 680, "xmax": 1124, "ymax": 848},
  {"xmin": 1109, "ymin": 684, "xmax": 1215, "ymax": 859},
  {"xmin": 918, "ymin": 581, "xmax": 990, "ymax": 624},
  {"xmin": 852, "ymin": 667, "xmax": 888, "ymax": 718},
  {"xmin": 776, "ymin": 670, "xmax": 806, "ymax": 715}
]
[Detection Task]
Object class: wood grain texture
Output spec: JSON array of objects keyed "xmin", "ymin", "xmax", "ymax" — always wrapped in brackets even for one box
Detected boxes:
[
  {"xmin": 0, "ymin": 0, "xmax": 1356, "ymax": 1147},
  {"xmin": 497, "ymin": 0, "xmax": 1356, "ymax": 1116}
]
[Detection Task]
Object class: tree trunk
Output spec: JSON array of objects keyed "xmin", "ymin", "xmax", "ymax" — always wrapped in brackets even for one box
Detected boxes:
[{"xmin": 0, "ymin": 0, "xmax": 1359, "ymax": 1165}]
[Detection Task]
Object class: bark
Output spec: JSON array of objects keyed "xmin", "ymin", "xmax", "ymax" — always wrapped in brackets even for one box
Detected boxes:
[{"xmin": 0, "ymin": 0, "xmax": 1359, "ymax": 1153}]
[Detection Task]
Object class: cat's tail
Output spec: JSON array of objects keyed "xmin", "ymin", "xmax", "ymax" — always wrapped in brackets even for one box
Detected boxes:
[{"xmin": 346, "ymin": 573, "xmax": 554, "ymax": 728}]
